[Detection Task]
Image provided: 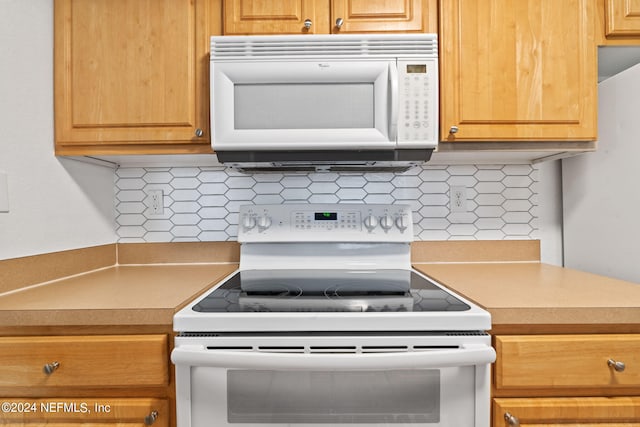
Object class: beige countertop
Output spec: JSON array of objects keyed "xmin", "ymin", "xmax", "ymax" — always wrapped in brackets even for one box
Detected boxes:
[
  {"xmin": 0, "ymin": 264, "xmax": 237, "ymax": 327},
  {"xmin": 1, "ymin": 241, "xmax": 638, "ymax": 332},
  {"xmin": 414, "ymin": 262, "xmax": 640, "ymax": 332}
]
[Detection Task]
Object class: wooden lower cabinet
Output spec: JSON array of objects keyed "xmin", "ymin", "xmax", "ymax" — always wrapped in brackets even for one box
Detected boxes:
[
  {"xmin": 0, "ymin": 398, "xmax": 168, "ymax": 426},
  {"xmin": 494, "ymin": 397, "xmax": 640, "ymax": 427},
  {"xmin": 493, "ymin": 334, "xmax": 640, "ymax": 427},
  {"xmin": 0, "ymin": 334, "xmax": 172, "ymax": 426}
]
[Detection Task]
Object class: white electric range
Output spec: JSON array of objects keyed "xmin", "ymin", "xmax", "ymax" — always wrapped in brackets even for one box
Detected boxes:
[{"xmin": 172, "ymin": 203, "xmax": 495, "ymax": 427}]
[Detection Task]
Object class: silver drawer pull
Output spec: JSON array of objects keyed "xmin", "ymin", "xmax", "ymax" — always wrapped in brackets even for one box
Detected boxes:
[
  {"xmin": 144, "ymin": 410, "xmax": 158, "ymax": 425},
  {"xmin": 504, "ymin": 412, "xmax": 520, "ymax": 427},
  {"xmin": 608, "ymin": 359, "xmax": 626, "ymax": 372},
  {"xmin": 304, "ymin": 19, "xmax": 312, "ymax": 29},
  {"xmin": 43, "ymin": 361, "xmax": 60, "ymax": 375}
]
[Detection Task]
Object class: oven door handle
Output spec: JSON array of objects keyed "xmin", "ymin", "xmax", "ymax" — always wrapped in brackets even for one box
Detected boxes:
[{"xmin": 172, "ymin": 344, "xmax": 495, "ymax": 370}]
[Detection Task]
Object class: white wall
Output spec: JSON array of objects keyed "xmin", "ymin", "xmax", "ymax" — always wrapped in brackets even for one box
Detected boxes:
[
  {"xmin": 0, "ymin": 0, "xmax": 117, "ymax": 260},
  {"xmin": 563, "ymin": 63, "xmax": 640, "ymax": 283}
]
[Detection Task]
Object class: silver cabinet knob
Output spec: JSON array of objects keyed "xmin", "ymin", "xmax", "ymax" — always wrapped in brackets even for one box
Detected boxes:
[
  {"xmin": 504, "ymin": 412, "xmax": 520, "ymax": 427},
  {"xmin": 608, "ymin": 359, "xmax": 626, "ymax": 372},
  {"xmin": 144, "ymin": 410, "xmax": 158, "ymax": 425},
  {"xmin": 335, "ymin": 18, "xmax": 344, "ymax": 29},
  {"xmin": 304, "ymin": 19, "xmax": 312, "ymax": 29},
  {"xmin": 43, "ymin": 361, "xmax": 60, "ymax": 375},
  {"xmin": 449, "ymin": 125, "xmax": 459, "ymax": 134},
  {"xmin": 195, "ymin": 128, "xmax": 204, "ymax": 137}
]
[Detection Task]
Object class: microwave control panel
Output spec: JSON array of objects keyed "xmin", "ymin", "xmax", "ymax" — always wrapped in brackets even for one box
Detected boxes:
[{"xmin": 397, "ymin": 59, "xmax": 438, "ymax": 147}]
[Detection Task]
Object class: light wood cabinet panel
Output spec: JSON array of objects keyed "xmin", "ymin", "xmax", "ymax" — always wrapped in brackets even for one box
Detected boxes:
[
  {"xmin": 493, "ymin": 397, "xmax": 640, "ymax": 427},
  {"xmin": 223, "ymin": 0, "xmax": 329, "ymax": 34},
  {"xmin": 0, "ymin": 398, "xmax": 168, "ymax": 426},
  {"xmin": 330, "ymin": 0, "xmax": 431, "ymax": 33},
  {"xmin": 0, "ymin": 335, "xmax": 168, "ymax": 388},
  {"xmin": 440, "ymin": 0, "xmax": 597, "ymax": 142},
  {"xmin": 54, "ymin": 0, "xmax": 213, "ymax": 155},
  {"xmin": 222, "ymin": 0, "xmax": 435, "ymax": 34},
  {"xmin": 606, "ymin": 0, "xmax": 640, "ymax": 37},
  {"xmin": 495, "ymin": 334, "xmax": 640, "ymax": 390}
]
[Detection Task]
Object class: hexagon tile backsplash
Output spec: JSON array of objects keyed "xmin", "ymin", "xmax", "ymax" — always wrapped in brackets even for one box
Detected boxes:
[{"xmin": 115, "ymin": 164, "xmax": 539, "ymax": 242}]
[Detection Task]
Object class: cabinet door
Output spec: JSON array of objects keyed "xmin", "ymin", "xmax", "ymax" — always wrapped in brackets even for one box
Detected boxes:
[
  {"xmin": 493, "ymin": 397, "xmax": 640, "ymax": 427},
  {"xmin": 606, "ymin": 0, "xmax": 640, "ymax": 37},
  {"xmin": 495, "ymin": 334, "xmax": 640, "ymax": 392},
  {"xmin": 0, "ymin": 398, "xmax": 168, "ymax": 426},
  {"xmin": 440, "ymin": 0, "xmax": 597, "ymax": 142},
  {"xmin": 223, "ymin": 0, "xmax": 330, "ymax": 34},
  {"xmin": 0, "ymin": 335, "xmax": 168, "ymax": 388},
  {"xmin": 54, "ymin": 0, "xmax": 212, "ymax": 155},
  {"xmin": 331, "ymin": 0, "xmax": 435, "ymax": 33}
]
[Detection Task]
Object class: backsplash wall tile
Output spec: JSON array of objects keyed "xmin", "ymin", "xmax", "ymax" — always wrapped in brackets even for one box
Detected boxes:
[{"xmin": 115, "ymin": 165, "xmax": 539, "ymax": 242}]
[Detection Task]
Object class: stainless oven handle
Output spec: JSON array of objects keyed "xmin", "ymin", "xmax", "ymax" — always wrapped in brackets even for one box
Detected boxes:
[{"xmin": 172, "ymin": 344, "xmax": 495, "ymax": 370}]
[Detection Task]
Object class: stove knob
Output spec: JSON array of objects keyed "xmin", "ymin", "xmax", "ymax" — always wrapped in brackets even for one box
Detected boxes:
[
  {"xmin": 363, "ymin": 214, "xmax": 378, "ymax": 231},
  {"xmin": 257, "ymin": 215, "xmax": 272, "ymax": 230},
  {"xmin": 395, "ymin": 215, "xmax": 409, "ymax": 231},
  {"xmin": 242, "ymin": 215, "xmax": 256, "ymax": 230},
  {"xmin": 380, "ymin": 215, "xmax": 394, "ymax": 230}
]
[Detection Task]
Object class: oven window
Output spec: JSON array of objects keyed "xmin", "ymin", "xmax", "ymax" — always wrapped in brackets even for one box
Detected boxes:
[
  {"xmin": 227, "ymin": 369, "xmax": 440, "ymax": 423},
  {"xmin": 234, "ymin": 83, "xmax": 374, "ymax": 130}
]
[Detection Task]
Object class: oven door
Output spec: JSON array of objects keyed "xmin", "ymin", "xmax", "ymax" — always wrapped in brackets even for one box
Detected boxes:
[{"xmin": 173, "ymin": 338, "xmax": 494, "ymax": 427}]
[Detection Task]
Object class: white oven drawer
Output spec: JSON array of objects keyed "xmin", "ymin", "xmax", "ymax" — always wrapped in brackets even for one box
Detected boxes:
[{"xmin": 172, "ymin": 335, "xmax": 494, "ymax": 427}]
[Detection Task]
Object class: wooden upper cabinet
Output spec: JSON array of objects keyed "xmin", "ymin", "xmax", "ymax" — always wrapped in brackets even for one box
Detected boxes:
[
  {"xmin": 223, "ymin": 0, "xmax": 329, "ymax": 34},
  {"xmin": 605, "ymin": 0, "xmax": 640, "ymax": 37},
  {"xmin": 440, "ymin": 0, "xmax": 598, "ymax": 142},
  {"xmin": 330, "ymin": 0, "xmax": 431, "ymax": 33},
  {"xmin": 222, "ymin": 0, "xmax": 435, "ymax": 34},
  {"xmin": 54, "ymin": 0, "xmax": 213, "ymax": 155}
]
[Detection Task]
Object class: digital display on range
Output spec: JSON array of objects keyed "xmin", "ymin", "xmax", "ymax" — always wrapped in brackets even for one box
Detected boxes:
[
  {"xmin": 406, "ymin": 64, "xmax": 427, "ymax": 73},
  {"xmin": 315, "ymin": 212, "xmax": 337, "ymax": 221}
]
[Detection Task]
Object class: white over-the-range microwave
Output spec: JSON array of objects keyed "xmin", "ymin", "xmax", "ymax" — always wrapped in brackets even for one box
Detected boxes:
[{"xmin": 210, "ymin": 34, "xmax": 438, "ymax": 172}]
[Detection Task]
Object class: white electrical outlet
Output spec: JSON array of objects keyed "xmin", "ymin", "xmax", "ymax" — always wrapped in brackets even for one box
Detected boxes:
[
  {"xmin": 148, "ymin": 189, "xmax": 164, "ymax": 215},
  {"xmin": 449, "ymin": 186, "xmax": 467, "ymax": 213}
]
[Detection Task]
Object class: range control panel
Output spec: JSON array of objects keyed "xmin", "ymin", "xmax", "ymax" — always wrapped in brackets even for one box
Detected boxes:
[{"xmin": 238, "ymin": 204, "xmax": 413, "ymax": 243}]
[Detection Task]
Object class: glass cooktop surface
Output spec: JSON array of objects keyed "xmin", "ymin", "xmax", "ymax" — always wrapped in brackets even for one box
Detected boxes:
[{"xmin": 192, "ymin": 269, "xmax": 470, "ymax": 313}]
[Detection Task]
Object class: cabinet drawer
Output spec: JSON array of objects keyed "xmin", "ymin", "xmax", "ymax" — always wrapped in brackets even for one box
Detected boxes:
[
  {"xmin": 0, "ymin": 398, "xmax": 168, "ymax": 426},
  {"xmin": 495, "ymin": 335, "xmax": 640, "ymax": 390},
  {"xmin": 493, "ymin": 397, "xmax": 640, "ymax": 426},
  {"xmin": 0, "ymin": 335, "xmax": 168, "ymax": 388}
]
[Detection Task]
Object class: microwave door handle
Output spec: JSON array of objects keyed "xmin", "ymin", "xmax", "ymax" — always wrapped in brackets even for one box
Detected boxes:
[
  {"xmin": 172, "ymin": 344, "xmax": 495, "ymax": 371},
  {"xmin": 388, "ymin": 62, "xmax": 398, "ymax": 142}
]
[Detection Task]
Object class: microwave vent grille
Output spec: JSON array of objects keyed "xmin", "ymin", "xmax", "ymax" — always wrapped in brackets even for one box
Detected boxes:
[{"xmin": 211, "ymin": 34, "xmax": 437, "ymax": 60}]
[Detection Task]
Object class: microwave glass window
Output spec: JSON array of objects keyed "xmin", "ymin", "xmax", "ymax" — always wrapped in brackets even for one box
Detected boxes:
[
  {"xmin": 227, "ymin": 369, "xmax": 440, "ymax": 423},
  {"xmin": 234, "ymin": 83, "xmax": 374, "ymax": 130},
  {"xmin": 406, "ymin": 64, "xmax": 427, "ymax": 73}
]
